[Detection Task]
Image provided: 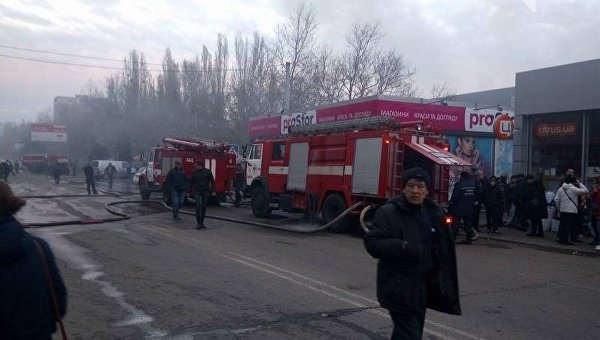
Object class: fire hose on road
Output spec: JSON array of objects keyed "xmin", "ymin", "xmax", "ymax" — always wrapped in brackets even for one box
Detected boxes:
[{"xmin": 21, "ymin": 191, "xmax": 366, "ymax": 234}]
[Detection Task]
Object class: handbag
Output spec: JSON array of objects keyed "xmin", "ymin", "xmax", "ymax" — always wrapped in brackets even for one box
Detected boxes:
[{"xmin": 33, "ymin": 240, "xmax": 68, "ymax": 340}]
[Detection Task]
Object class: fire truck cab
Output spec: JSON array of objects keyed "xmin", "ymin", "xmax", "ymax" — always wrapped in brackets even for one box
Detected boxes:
[
  {"xmin": 138, "ymin": 137, "xmax": 237, "ymax": 203},
  {"xmin": 246, "ymin": 117, "xmax": 470, "ymax": 233}
]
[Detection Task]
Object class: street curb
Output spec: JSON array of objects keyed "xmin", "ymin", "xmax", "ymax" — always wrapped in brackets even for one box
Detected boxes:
[{"xmin": 481, "ymin": 235, "xmax": 600, "ymax": 258}]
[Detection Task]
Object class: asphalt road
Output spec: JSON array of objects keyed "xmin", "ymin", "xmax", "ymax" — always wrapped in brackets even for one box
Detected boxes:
[{"xmin": 7, "ymin": 173, "xmax": 600, "ymax": 339}]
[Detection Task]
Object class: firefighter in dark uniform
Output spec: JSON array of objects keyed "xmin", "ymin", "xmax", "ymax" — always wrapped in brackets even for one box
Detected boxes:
[
  {"xmin": 364, "ymin": 167, "xmax": 461, "ymax": 339},
  {"xmin": 190, "ymin": 161, "xmax": 215, "ymax": 229},
  {"xmin": 83, "ymin": 163, "xmax": 97, "ymax": 195},
  {"xmin": 449, "ymin": 171, "xmax": 477, "ymax": 244},
  {"xmin": 104, "ymin": 162, "xmax": 117, "ymax": 189}
]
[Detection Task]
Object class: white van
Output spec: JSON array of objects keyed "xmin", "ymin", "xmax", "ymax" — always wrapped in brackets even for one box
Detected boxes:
[{"xmin": 91, "ymin": 160, "xmax": 131, "ymax": 179}]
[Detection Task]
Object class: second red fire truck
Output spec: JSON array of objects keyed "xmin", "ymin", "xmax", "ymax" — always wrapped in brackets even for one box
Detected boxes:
[
  {"xmin": 245, "ymin": 117, "xmax": 470, "ymax": 233},
  {"xmin": 138, "ymin": 137, "xmax": 237, "ymax": 203}
]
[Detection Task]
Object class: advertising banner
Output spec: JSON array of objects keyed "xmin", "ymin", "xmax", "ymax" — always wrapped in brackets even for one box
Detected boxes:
[
  {"xmin": 30, "ymin": 124, "xmax": 67, "ymax": 142},
  {"xmin": 247, "ymin": 116, "xmax": 281, "ymax": 137},
  {"xmin": 281, "ymin": 110, "xmax": 316, "ymax": 134},
  {"xmin": 316, "ymin": 99, "xmax": 466, "ymax": 131},
  {"xmin": 464, "ymin": 108, "xmax": 515, "ymax": 139},
  {"xmin": 447, "ymin": 135, "xmax": 494, "ymax": 177}
]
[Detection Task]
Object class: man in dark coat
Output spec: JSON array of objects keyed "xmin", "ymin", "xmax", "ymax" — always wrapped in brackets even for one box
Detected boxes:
[
  {"xmin": 524, "ymin": 174, "xmax": 548, "ymax": 237},
  {"xmin": 0, "ymin": 181, "xmax": 67, "ymax": 340},
  {"xmin": 165, "ymin": 161, "xmax": 188, "ymax": 220},
  {"xmin": 104, "ymin": 162, "xmax": 117, "ymax": 189},
  {"xmin": 364, "ymin": 167, "xmax": 461, "ymax": 340},
  {"xmin": 514, "ymin": 174, "xmax": 530, "ymax": 231},
  {"xmin": 83, "ymin": 162, "xmax": 97, "ymax": 195},
  {"xmin": 449, "ymin": 171, "xmax": 476, "ymax": 244},
  {"xmin": 482, "ymin": 176, "xmax": 503, "ymax": 233},
  {"xmin": 190, "ymin": 161, "xmax": 215, "ymax": 229}
]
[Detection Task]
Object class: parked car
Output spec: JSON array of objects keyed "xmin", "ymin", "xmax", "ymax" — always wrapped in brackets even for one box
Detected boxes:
[
  {"xmin": 91, "ymin": 160, "xmax": 131, "ymax": 179},
  {"xmin": 132, "ymin": 166, "xmax": 146, "ymax": 185}
]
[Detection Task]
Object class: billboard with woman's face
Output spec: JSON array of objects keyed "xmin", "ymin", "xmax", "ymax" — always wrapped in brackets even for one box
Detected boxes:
[{"xmin": 448, "ymin": 135, "xmax": 493, "ymax": 178}]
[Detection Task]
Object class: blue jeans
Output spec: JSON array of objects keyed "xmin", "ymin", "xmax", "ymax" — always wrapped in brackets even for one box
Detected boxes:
[{"xmin": 171, "ymin": 189, "xmax": 185, "ymax": 219}]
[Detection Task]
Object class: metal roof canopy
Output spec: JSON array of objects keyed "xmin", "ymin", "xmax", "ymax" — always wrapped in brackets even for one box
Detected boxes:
[{"xmin": 406, "ymin": 142, "xmax": 471, "ymax": 166}]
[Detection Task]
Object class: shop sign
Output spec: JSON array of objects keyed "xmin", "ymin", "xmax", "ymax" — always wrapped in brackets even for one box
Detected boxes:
[
  {"xmin": 464, "ymin": 109, "xmax": 514, "ymax": 139},
  {"xmin": 281, "ymin": 110, "xmax": 316, "ymax": 134},
  {"xmin": 534, "ymin": 122, "xmax": 577, "ymax": 138}
]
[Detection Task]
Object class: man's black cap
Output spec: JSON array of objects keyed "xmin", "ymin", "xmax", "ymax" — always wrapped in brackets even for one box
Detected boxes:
[{"xmin": 403, "ymin": 167, "xmax": 431, "ymax": 190}]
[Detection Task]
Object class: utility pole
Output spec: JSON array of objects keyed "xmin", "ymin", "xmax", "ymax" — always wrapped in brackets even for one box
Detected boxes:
[{"xmin": 284, "ymin": 62, "xmax": 291, "ymax": 115}]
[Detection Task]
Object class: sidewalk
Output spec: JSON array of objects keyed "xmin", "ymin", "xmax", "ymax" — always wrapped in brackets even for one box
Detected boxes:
[{"xmin": 473, "ymin": 215, "xmax": 600, "ymax": 257}]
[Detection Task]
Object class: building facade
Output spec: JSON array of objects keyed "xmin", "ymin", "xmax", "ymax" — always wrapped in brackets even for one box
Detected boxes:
[{"xmin": 513, "ymin": 58, "xmax": 600, "ymax": 189}]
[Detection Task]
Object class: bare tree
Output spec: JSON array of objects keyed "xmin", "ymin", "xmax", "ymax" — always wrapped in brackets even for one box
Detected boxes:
[
  {"xmin": 341, "ymin": 22, "xmax": 382, "ymax": 100},
  {"xmin": 229, "ymin": 32, "xmax": 279, "ymax": 142},
  {"xmin": 35, "ymin": 108, "xmax": 53, "ymax": 123},
  {"xmin": 275, "ymin": 1, "xmax": 318, "ymax": 111},
  {"xmin": 430, "ymin": 82, "xmax": 456, "ymax": 100}
]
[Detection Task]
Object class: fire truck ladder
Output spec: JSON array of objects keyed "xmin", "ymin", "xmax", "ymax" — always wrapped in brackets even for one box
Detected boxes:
[
  {"xmin": 288, "ymin": 116, "xmax": 424, "ymax": 135},
  {"xmin": 162, "ymin": 137, "xmax": 228, "ymax": 152}
]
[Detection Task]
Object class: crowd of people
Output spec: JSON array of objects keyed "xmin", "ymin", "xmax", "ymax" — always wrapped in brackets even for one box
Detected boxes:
[{"xmin": 448, "ymin": 167, "xmax": 600, "ymax": 251}]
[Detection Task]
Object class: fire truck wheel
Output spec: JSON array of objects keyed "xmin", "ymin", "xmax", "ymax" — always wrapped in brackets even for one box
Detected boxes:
[
  {"xmin": 251, "ymin": 187, "xmax": 272, "ymax": 217},
  {"xmin": 322, "ymin": 193, "xmax": 352, "ymax": 233}
]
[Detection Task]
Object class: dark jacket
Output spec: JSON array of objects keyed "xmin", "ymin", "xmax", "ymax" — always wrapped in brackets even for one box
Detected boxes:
[
  {"xmin": 364, "ymin": 194, "xmax": 461, "ymax": 315},
  {"xmin": 524, "ymin": 181, "xmax": 548, "ymax": 219},
  {"xmin": 0, "ymin": 216, "xmax": 67, "ymax": 340},
  {"xmin": 165, "ymin": 168, "xmax": 188, "ymax": 192},
  {"xmin": 104, "ymin": 164, "xmax": 117, "ymax": 177},
  {"xmin": 190, "ymin": 168, "xmax": 215, "ymax": 193},
  {"xmin": 83, "ymin": 165, "xmax": 94, "ymax": 181},
  {"xmin": 483, "ymin": 183, "xmax": 501, "ymax": 208},
  {"xmin": 449, "ymin": 177, "xmax": 476, "ymax": 217}
]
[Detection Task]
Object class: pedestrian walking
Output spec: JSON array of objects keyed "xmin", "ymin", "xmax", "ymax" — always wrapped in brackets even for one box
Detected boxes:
[
  {"xmin": 555, "ymin": 174, "xmax": 589, "ymax": 245},
  {"xmin": 51, "ymin": 160, "xmax": 62, "ymax": 184},
  {"xmin": 0, "ymin": 181, "xmax": 68, "ymax": 340},
  {"xmin": 364, "ymin": 167, "xmax": 461, "ymax": 339},
  {"xmin": 83, "ymin": 162, "xmax": 97, "ymax": 195},
  {"xmin": 165, "ymin": 161, "xmax": 188, "ymax": 220},
  {"xmin": 1, "ymin": 160, "xmax": 12, "ymax": 182},
  {"xmin": 590, "ymin": 182, "xmax": 600, "ymax": 250},
  {"xmin": 104, "ymin": 162, "xmax": 117, "ymax": 189},
  {"xmin": 190, "ymin": 161, "xmax": 214, "ymax": 229},
  {"xmin": 449, "ymin": 171, "xmax": 476, "ymax": 244}
]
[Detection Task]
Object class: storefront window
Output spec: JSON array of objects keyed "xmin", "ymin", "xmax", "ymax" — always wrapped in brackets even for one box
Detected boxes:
[
  {"xmin": 586, "ymin": 110, "xmax": 600, "ymax": 182},
  {"xmin": 530, "ymin": 112, "xmax": 583, "ymax": 180}
]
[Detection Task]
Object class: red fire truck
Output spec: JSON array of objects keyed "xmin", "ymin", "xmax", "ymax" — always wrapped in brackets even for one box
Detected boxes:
[
  {"xmin": 245, "ymin": 117, "xmax": 470, "ymax": 233},
  {"xmin": 138, "ymin": 137, "xmax": 237, "ymax": 203}
]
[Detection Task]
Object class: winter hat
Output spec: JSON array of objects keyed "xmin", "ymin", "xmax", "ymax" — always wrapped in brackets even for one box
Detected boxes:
[
  {"xmin": 403, "ymin": 167, "xmax": 431, "ymax": 190},
  {"xmin": 0, "ymin": 181, "xmax": 25, "ymax": 217}
]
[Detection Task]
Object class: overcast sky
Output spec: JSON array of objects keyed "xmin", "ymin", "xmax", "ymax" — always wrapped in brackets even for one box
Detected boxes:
[{"xmin": 1, "ymin": 0, "xmax": 598, "ymax": 124}]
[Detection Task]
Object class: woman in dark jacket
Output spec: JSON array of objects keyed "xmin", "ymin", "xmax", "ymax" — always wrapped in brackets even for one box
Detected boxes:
[{"xmin": 0, "ymin": 181, "xmax": 67, "ymax": 340}]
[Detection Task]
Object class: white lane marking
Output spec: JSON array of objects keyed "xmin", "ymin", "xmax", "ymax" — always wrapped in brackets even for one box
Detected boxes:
[
  {"xmin": 230, "ymin": 252, "xmax": 487, "ymax": 340},
  {"xmin": 33, "ymin": 229, "xmax": 167, "ymax": 338},
  {"xmin": 141, "ymin": 224, "xmax": 487, "ymax": 340}
]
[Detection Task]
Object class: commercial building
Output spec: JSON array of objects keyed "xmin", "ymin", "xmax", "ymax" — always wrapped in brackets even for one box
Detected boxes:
[{"xmin": 513, "ymin": 58, "xmax": 600, "ymax": 189}]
